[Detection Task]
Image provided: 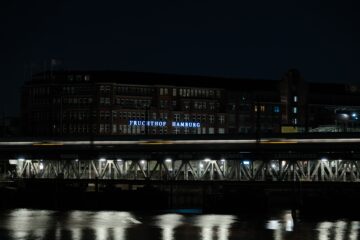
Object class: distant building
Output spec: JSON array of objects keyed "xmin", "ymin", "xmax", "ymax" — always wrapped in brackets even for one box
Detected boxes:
[{"xmin": 21, "ymin": 69, "xmax": 360, "ymax": 136}]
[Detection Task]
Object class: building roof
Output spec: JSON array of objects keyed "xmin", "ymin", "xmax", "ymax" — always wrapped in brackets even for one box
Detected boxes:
[{"xmin": 29, "ymin": 70, "xmax": 280, "ymax": 92}]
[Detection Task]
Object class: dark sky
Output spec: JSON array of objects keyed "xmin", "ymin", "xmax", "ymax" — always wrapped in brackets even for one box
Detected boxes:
[{"xmin": 0, "ymin": 0, "xmax": 358, "ymax": 115}]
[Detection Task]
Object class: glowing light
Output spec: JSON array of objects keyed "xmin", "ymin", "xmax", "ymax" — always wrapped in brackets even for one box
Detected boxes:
[
  {"xmin": 204, "ymin": 158, "xmax": 211, "ymax": 162},
  {"xmin": 321, "ymin": 158, "xmax": 328, "ymax": 162},
  {"xmin": 140, "ymin": 160, "xmax": 146, "ymax": 164},
  {"xmin": 117, "ymin": 158, "xmax": 123, "ymax": 162},
  {"xmin": 165, "ymin": 158, "xmax": 172, "ymax": 163},
  {"xmin": 243, "ymin": 160, "xmax": 250, "ymax": 165},
  {"xmin": 199, "ymin": 163, "xmax": 204, "ymax": 168},
  {"xmin": 18, "ymin": 158, "xmax": 25, "ymax": 161},
  {"xmin": 9, "ymin": 159, "xmax": 18, "ymax": 165},
  {"xmin": 39, "ymin": 163, "xmax": 44, "ymax": 170},
  {"xmin": 99, "ymin": 158, "xmax": 106, "ymax": 162}
]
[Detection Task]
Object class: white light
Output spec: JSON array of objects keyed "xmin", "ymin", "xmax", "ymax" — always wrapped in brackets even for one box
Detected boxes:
[
  {"xmin": 9, "ymin": 159, "xmax": 18, "ymax": 165},
  {"xmin": 321, "ymin": 158, "xmax": 328, "ymax": 162},
  {"xmin": 18, "ymin": 158, "xmax": 25, "ymax": 161},
  {"xmin": 140, "ymin": 160, "xmax": 146, "ymax": 164},
  {"xmin": 199, "ymin": 163, "xmax": 204, "ymax": 168},
  {"xmin": 75, "ymin": 159, "xmax": 79, "ymax": 162},
  {"xmin": 165, "ymin": 158, "xmax": 172, "ymax": 163},
  {"xmin": 204, "ymin": 158, "xmax": 211, "ymax": 162},
  {"xmin": 117, "ymin": 158, "xmax": 122, "ymax": 162},
  {"xmin": 352, "ymin": 113, "xmax": 357, "ymax": 117},
  {"xmin": 243, "ymin": 160, "xmax": 250, "ymax": 165},
  {"xmin": 271, "ymin": 164, "xmax": 276, "ymax": 168},
  {"xmin": 99, "ymin": 158, "xmax": 106, "ymax": 162},
  {"xmin": 39, "ymin": 163, "xmax": 44, "ymax": 170},
  {"xmin": 221, "ymin": 158, "xmax": 226, "ymax": 162}
]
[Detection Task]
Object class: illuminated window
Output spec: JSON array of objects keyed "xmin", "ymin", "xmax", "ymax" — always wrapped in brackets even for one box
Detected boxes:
[
  {"xmin": 254, "ymin": 105, "xmax": 258, "ymax": 112},
  {"xmin": 174, "ymin": 113, "xmax": 180, "ymax": 121},
  {"xmin": 274, "ymin": 106, "xmax": 280, "ymax": 113},
  {"xmin": 209, "ymin": 115, "xmax": 214, "ymax": 123},
  {"xmin": 209, "ymin": 127, "xmax": 215, "ymax": 134},
  {"xmin": 173, "ymin": 88, "xmax": 177, "ymax": 96},
  {"xmin": 219, "ymin": 115, "xmax": 225, "ymax": 124},
  {"xmin": 293, "ymin": 107, "xmax": 297, "ymax": 114},
  {"xmin": 202, "ymin": 127, "xmax": 206, "ymax": 134},
  {"xmin": 294, "ymin": 96, "xmax": 298, "ymax": 102},
  {"xmin": 218, "ymin": 128, "xmax": 225, "ymax": 134},
  {"xmin": 260, "ymin": 105, "xmax": 265, "ymax": 112}
]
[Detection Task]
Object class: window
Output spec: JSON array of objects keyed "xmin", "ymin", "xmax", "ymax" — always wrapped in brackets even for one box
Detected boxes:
[
  {"xmin": 174, "ymin": 113, "xmax": 180, "ymax": 121},
  {"xmin": 293, "ymin": 107, "xmax": 297, "ymax": 114},
  {"xmin": 184, "ymin": 114, "xmax": 189, "ymax": 121},
  {"xmin": 202, "ymin": 127, "xmax": 206, "ymax": 134},
  {"xmin": 274, "ymin": 106, "xmax": 280, "ymax": 113},
  {"xmin": 160, "ymin": 88, "xmax": 164, "ymax": 95},
  {"xmin": 294, "ymin": 96, "xmax": 298, "ymax": 102},
  {"xmin": 209, "ymin": 115, "xmax": 214, "ymax": 124},
  {"xmin": 173, "ymin": 128, "xmax": 180, "ymax": 134},
  {"xmin": 218, "ymin": 128, "xmax": 225, "ymax": 134},
  {"xmin": 209, "ymin": 127, "xmax": 214, "ymax": 134},
  {"xmin": 260, "ymin": 105, "xmax": 265, "ymax": 112},
  {"xmin": 219, "ymin": 115, "xmax": 225, "ymax": 124},
  {"xmin": 173, "ymin": 88, "xmax": 177, "ymax": 96}
]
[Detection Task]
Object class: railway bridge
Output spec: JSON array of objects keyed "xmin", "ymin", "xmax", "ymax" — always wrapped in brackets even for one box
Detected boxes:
[{"xmin": 1, "ymin": 133, "xmax": 360, "ymax": 183}]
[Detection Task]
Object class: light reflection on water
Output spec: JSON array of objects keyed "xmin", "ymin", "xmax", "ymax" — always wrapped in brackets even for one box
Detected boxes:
[{"xmin": 0, "ymin": 209, "xmax": 359, "ymax": 240}]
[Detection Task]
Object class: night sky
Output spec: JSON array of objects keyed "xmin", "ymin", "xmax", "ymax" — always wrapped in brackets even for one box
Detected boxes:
[{"xmin": 0, "ymin": 0, "xmax": 358, "ymax": 115}]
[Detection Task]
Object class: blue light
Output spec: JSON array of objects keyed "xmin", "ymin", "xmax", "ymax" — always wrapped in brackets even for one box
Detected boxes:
[
  {"xmin": 274, "ymin": 106, "xmax": 280, "ymax": 113},
  {"xmin": 243, "ymin": 160, "xmax": 250, "ymax": 165}
]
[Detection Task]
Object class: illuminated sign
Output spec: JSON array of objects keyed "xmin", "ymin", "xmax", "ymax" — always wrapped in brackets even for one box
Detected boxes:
[{"xmin": 129, "ymin": 120, "xmax": 200, "ymax": 128}]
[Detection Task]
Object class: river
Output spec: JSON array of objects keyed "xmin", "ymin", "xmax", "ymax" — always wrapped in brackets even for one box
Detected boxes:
[{"xmin": 0, "ymin": 209, "xmax": 358, "ymax": 240}]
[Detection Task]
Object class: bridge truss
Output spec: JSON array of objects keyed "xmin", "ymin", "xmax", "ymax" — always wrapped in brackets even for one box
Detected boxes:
[{"xmin": 7, "ymin": 158, "xmax": 360, "ymax": 182}]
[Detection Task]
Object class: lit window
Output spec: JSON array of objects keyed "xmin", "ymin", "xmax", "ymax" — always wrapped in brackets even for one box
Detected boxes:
[
  {"xmin": 274, "ymin": 106, "xmax": 280, "ymax": 113},
  {"xmin": 260, "ymin": 105, "xmax": 265, "ymax": 112},
  {"xmin": 173, "ymin": 88, "xmax": 177, "ymax": 96},
  {"xmin": 293, "ymin": 107, "xmax": 297, "ymax": 114},
  {"xmin": 209, "ymin": 127, "xmax": 214, "ymax": 134},
  {"xmin": 254, "ymin": 106, "xmax": 258, "ymax": 112},
  {"xmin": 294, "ymin": 96, "xmax": 298, "ymax": 102},
  {"xmin": 219, "ymin": 115, "xmax": 225, "ymax": 124}
]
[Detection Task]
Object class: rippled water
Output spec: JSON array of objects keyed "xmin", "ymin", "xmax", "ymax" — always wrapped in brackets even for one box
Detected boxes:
[{"xmin": 0, "ymin": 209, "xmax": 358, "ymax": 240}]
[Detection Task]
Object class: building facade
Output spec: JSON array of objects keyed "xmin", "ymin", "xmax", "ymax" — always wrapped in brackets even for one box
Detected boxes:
[{"xmin": 21, "ymin": 70, "xmax": 360, "ymax": 136}]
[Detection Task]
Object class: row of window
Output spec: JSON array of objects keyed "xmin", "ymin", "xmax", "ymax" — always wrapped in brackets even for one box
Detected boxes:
[
  {"xmin": 54, "ymin": 97, "xmax": 93, "ymax": 104},
  {"xmin": 98, "ymin": 124, "xmax": 225, "ymax": 135},
  {"xmin": 29, "ymin": 87, "xmax": 50, "ymax": 96},
  {"xmin": 254, "ymin": 105, "xmax": 281, "ymax": 113},
  {"xmin": 97, "ymin": 111, "xmax": 226, "ymax": 124},
  {"xmin": 100, "ymin": 85, "xmax": 153, "ymax": 96}
]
